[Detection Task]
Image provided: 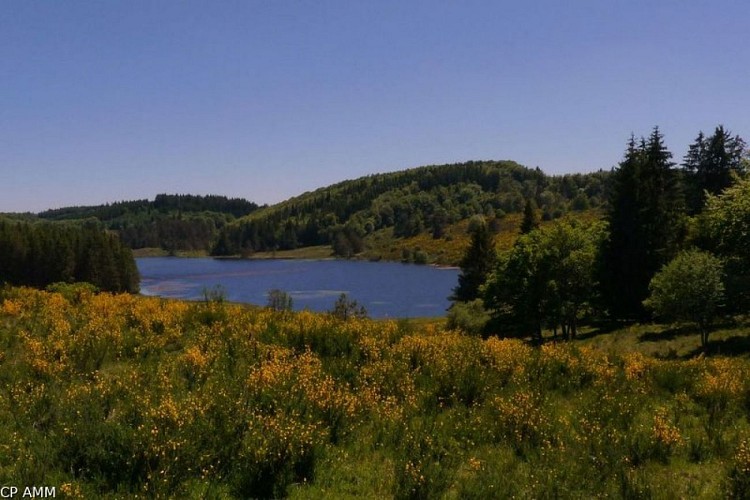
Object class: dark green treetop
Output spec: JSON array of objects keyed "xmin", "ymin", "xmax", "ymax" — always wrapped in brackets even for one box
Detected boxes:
[{"xmin": 451, "ymin": 216, "xmax": 497, "ymax": 302}]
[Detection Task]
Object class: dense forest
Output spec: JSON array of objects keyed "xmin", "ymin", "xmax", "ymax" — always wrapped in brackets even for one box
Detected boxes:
[
  {"xmin": 212, "ymin": 161, "xmax": 610, "ymax": 257},
  {"xmin": 38, "ymin": 194, "xmax": 260, "ymax": 253},
  {"xmin": 450, "ymin": 126, "xmax": 750, "ymax": 339},
  {"xmin": 0, "ymin": 218, "xmax": 139, "ymax": 293}
]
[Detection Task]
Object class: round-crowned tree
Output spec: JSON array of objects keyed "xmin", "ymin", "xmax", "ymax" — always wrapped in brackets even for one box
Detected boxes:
[{"xmin": 644, "ymin": 249, "xmax": 724, "ymax": 348}]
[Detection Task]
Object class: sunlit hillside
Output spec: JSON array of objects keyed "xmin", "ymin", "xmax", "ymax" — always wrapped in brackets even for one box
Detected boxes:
[{"xmin": 213, "ymin": 161, "xmax": 610, "ymax": 261}]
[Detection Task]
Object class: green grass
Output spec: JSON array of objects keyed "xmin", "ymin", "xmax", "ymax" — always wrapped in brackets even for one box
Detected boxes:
[
  {"xmin": 133, "ymin": 245, "xmax": 335, "ymax": 261},
  {"xmin": 132, "ymin": 247, "xmax": 210, "ymax": 258},
  {"xmin": 362, "ymin": 209, "xmax": 603, "ymax": 266},
  {"xmin": 577, "ymin": 319, "xmax": 750, "ymax": 359},
  {"xmin": 247, "ymin": 245, "xmax": 334, "ymax": 260}
]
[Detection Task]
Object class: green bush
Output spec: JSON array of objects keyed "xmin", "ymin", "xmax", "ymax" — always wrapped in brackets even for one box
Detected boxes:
[{"xmin": 446, "ymin": 299, "xmax": 489, "ymax": 336}]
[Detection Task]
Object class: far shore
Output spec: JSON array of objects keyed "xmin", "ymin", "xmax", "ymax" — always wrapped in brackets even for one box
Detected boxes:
[
  {"xmin": 132, "ymin": 245, "xmax": 334, "ymax": 260},
  {"xmin": 132, "ymin": 245, "xmax": 459, "ymax": 269}
]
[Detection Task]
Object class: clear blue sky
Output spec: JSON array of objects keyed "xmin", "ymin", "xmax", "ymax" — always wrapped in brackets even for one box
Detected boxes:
[{"xmin": 2, "ymin": 1, "xmax": 748, "ymax": 212}]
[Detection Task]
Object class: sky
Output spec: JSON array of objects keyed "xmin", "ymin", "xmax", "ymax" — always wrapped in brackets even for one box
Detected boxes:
[{"xmin": 2, "ymin": 1, "xmax": 749, "ymax": 213}]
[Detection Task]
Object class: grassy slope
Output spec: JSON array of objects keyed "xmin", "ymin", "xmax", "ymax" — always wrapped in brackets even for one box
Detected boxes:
[
  {"xmin": 578, "ymin": 319, "xmax": 750, "ymax": 359},
  {"xmin": 365, "ymin": 208, "xmax": 603, "ymax": 266},
  {"xmin": 363, "ymin": 214, "xmax": 525, "ymax": 266}
]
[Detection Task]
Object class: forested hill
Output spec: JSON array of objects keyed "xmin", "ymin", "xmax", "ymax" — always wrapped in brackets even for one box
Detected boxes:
[
  {"xmin": 212, "ymin": 160, "xmax": 611, "ymax": 258},
  {"xmin": 38, "ymin": 194, "xmax": 261, "ymax": 253}
]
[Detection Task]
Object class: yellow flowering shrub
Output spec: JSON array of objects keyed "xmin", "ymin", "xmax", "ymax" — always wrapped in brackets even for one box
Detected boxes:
[{"xmin": 1, "ymin": 285, "xmax": 750, "ymax": 498}]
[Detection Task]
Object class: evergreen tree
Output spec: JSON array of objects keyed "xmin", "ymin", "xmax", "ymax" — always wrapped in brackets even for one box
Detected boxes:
[
  {"xmin": 520, "ymin": 199, "xmax": 539, "ymax": 234},
  {"xmin": 452, "ymin": 217, "xmax": 496, "ymax": 302},
  {"xmin": 682, "ymin": 126, "xmax": 747, "ymax": 213},
  {"xmin": 0, "ymin": 219, "xmax": 139, "ymax": 293},
  {"xmin": 600, "ymin": 128, "xmax": 685, "ymax": 320}
]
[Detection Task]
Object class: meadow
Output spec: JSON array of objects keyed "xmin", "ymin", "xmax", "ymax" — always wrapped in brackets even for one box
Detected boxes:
[{"xmin": 2, "ymin": 286, "xmax": 750, "ymax": 498}]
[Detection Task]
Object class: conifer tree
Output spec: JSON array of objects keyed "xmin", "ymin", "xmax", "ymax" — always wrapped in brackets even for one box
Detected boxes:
[
  {"xmin": 0, "ymin": 219, "xmax": 139, "ymax": 293},
  {"xmin": 520, "ymin": 199, "xmax": 539, "ymax": 234},
  {"xmin": 600, "ymin": 128, "xmax": 685, "ymax": 320},
  {"xmin": 452, "ymin": 217, "xmax": 496, "ymax": 302},
  {"xmin": 682, "ymin": 126, "xmax": 747, "ymax": 213}
]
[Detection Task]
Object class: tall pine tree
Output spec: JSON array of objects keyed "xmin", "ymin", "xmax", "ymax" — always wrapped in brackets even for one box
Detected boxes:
[
  {"xmin": 600, "ymin": 128, "xmax": 685, "ymax": 320},
  {"xmin": 452, "ymin": 217, "xmax": 496, "ymax": 302},
  {"xmin": 682, "ymin": 125, "xmax": 747, "ymax": 213},
  {"xmin": 520, "ymin": 199, "xmax": 539, "ymax": 234}
]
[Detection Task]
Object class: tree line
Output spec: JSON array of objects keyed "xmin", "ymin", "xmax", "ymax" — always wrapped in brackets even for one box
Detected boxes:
[
  {"xmin": 0, "ymin": 219, "xmax": 139, "ymax": 293},
  {"xmin": 37, "ymin": 194, "xmax": 260, "ymax": 253},
  {"xmin": 451, "ymin": 126, "xmax": 749, "ymax": 346}
]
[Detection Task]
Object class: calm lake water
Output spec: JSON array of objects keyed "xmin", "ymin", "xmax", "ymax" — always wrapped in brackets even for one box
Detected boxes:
[{"xmin": 136, "ymin": 258, "xmax": 459, "ymax": 318}]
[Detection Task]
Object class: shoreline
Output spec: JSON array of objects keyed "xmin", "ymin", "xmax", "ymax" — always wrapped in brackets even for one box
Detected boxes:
[{"xmin": 133, "ymin": 246, "xmax": 461, "ymax": 268}]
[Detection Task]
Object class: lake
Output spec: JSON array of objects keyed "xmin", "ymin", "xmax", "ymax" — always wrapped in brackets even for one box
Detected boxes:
[{"xmin": 136, "ymin": 258, "xmax": 460, "ymax": 318}]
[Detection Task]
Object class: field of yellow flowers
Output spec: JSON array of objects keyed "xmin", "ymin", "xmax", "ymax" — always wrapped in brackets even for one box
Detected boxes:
[{"xmin": 2, "ymin": 285, "xmax": 750, "ymax": 498}]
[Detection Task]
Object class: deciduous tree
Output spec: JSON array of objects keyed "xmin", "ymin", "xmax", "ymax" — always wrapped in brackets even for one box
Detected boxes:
[
  {"xmin": 644, "ymin": 250, "xmax": 724, "ymax": 348},
  {"xmin": 484, "ymin": 219, "xmax": 604, "ymax": 340}
]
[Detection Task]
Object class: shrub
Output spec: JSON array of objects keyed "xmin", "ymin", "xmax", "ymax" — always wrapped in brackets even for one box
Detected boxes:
[
  {"xmin": 330, "ymin": 293, "xmax": 368, "ymax": 320},
  {"xmin": 267, "ymin": 288, "xmax": 293, "ymax": 312},
  {"xmin": 446, "ymin": 299, "xmax": 489, "ymax": 336},
  {"xmin": 644, "ymin": 249, "xmax": 725, "ymax": 347}
]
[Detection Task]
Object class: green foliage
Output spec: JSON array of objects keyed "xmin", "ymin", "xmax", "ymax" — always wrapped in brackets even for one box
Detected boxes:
[
  {"xmin": 682, "ymin": 126, "xmax": 747, "ymax": 214},
  {"xmin": 600, "ymin": 129, "xmax": 686, "ymax": 320},
  {"xmin": 644, "ymin": 250, "xmax": 725, "ymax": 347},
  {"xmin": 484, "ymin": 219, "xmax": 605, "ymax": 340},
  {"xmin": 520, "ymin": 198, "xmax": 539, "ymax": 234},
  {"xmin": 267, "ymin": 289, "xmax": 294, "ymax": 312},
  {"xmin": 0, "ymin": 219, "xmax": 139, "ymax": 293},
  {"xmin": 701, "ymin": 176, "xmax": 750, "ymax": 258},
  {"xmin": 214, "ymin": 161, "xmax": 611, "ymax": 255},
  {"xmin": 45, "ymin": 282, "xmax": 99, "ymax": 302},
  {"xmin": 452, "ymin": 217, "xmax": 496, "ymax": 302},
  {"xmin": 329, "ymin": 293, "xmax": 368, "ymax": 320},
  {"xmin": 727, "ymin": 439, "xmax": 750, "ymax": 498},
  {"xmin": 446, "ymin": 299, "xmax": 490, "ymax": 336},
  {"xmin": 412, "ymin": 249, "xmax": 428, "ymax": 265},
  {"xmin": 570, "ymin": 191, "xmax": 590, "ymax": 211},
  {"xmin": 202, "ymin": 284, "xmax": 227, "ymax": 304},
  {"xmin": 699, "ymin": 176, "xmax": 750, "ymax": 312},
  {"xmin": 331, "ymin": 225, "xmax": 364, "ymax": 258},
  {"xmin": 38, "ymin": 194, "xmax": 259, "ymax": 253}
]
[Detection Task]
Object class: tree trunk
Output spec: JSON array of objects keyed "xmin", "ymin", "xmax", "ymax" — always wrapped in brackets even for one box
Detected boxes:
[
  {"xmin": 536, "ymin": 322, "xmax": 543, "ymax": 343},
  {"xmin": 571, "ymin": 317, "xmax": 577, "ymax": 339},
  {"xmin": 700, "ymin": 324, "xmax": 709, "ymax": 350}
]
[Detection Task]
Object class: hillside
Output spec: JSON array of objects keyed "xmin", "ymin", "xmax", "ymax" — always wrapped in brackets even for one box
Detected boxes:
[
  {"xmin": 23, "ymin": 163, "xmax": 610, "ymax": 264},
  {"xmin": 37, "ymin": 194, "xmax": 260, "ymax": 254},
  {"xmin": 212, "ymin": 160, "xmax": 611, "ymax": 264}
]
